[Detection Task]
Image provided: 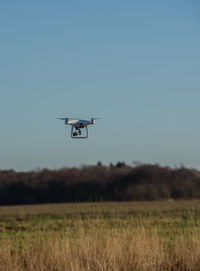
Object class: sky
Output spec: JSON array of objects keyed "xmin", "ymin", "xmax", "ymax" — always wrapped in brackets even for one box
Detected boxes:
[{"xmin": 0, "ymin": 0, "xmax": 200, "ymax": 171}]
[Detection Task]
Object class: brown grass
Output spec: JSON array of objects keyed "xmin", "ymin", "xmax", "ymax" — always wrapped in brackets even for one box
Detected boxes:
[
  {"xmin": 0, "ymin": 226, "xmax": 200, "ymax": 270},
  {"xmin": 0, "ymin": 201, "xmax": 200, "ymax": 271}
]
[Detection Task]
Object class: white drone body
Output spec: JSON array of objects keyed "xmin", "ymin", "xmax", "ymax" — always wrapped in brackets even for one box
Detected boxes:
[{"xmin": 57, "ymin": 117, "xmax": 98, "ymax": 138}]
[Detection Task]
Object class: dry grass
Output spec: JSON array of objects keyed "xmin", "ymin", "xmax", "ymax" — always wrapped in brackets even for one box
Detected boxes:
[
  {"xmin": 1, "ymin": 228, "xmax": 200, "ymax": 271},
  {"xmin": 0, "ymin": 201, "xmax": 200, "ymax": 271}
]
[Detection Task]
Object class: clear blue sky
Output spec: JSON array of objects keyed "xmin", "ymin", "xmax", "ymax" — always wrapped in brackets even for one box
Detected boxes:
[{"xmin": 0, "ymin": 0, "xmax": 200, "ymax": 171}]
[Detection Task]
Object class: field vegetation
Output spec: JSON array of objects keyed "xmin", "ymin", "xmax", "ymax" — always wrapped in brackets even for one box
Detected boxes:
[{"xmin": 0, "ymin": 201, "xmax": 200, "ymax": 270}]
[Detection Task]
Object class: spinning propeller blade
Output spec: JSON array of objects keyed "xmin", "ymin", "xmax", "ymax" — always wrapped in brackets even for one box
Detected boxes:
[{"xmin": 57, "ymin": 117, "xmax": 68, "ymax": 120}]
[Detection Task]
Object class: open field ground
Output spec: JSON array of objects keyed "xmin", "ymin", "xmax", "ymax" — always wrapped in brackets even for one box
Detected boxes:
[{"xmin": 0, "ymin": 201, "xmax": 200, "ymax": 270}]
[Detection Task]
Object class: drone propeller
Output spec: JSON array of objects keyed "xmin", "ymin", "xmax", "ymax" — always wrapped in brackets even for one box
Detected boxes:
[
  {"xmin": 57, "ymin": 117, "xmax": 68, "ymax": 120},
  {"xmin": 91, "ymin": 117, "xmax": 99, "ymax": 124}
]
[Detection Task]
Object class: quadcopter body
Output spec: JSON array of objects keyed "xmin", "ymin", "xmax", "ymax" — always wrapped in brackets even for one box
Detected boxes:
[{"xmin": 57, "ymin": 117, "xmax": 98, "ymax": 138}]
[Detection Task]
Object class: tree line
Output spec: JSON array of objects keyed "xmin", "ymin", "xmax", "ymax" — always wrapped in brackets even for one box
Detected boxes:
[{"xmin": 0, "ymin": 163, "xmax": 200, "ymax": 205}]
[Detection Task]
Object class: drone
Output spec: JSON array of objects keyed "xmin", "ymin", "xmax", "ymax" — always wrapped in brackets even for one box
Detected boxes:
[{"xmin": 57, "ymin": 117, "xmax": 98, "ymax": 138}]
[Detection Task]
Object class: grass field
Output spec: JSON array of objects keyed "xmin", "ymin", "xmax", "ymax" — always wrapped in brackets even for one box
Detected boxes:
[{"xmin": 0, "ymin": 201, "xmax": 200, "ymax": 270}]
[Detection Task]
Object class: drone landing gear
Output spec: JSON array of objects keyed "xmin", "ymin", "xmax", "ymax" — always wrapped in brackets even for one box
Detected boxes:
[{"xmin": 71, "ymin": 126, "xmax": 88, "ymax": 139}]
